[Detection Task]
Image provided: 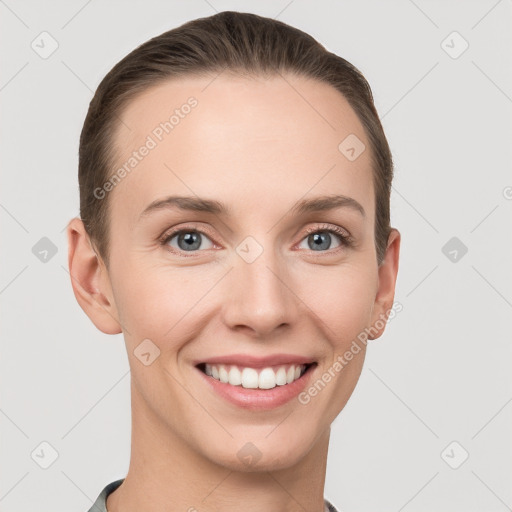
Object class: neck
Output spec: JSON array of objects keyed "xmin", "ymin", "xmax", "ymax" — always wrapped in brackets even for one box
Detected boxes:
[{"xmin": 107, "ymin": 383, "xmax": 331, "ymax": 512}]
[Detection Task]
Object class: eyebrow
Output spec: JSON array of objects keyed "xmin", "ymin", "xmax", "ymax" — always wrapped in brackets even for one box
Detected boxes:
[{"xmin": 138, "ymin": 193, "xmax": 365, "ymax": 221}]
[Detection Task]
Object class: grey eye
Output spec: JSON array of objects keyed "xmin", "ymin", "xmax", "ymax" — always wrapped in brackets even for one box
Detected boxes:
[
  {"xmin": 298, "ymin": 231, "xmax": 342, "ymax": 251},
  {"xmin": 168, "ymin": 231, "xmax": 214, "ymax": 252}
]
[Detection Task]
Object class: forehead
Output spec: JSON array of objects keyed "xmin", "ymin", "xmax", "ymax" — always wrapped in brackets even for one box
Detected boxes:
[{"xmin": 109, "ymin": 73, "xmax": 374, "ymax": 224}]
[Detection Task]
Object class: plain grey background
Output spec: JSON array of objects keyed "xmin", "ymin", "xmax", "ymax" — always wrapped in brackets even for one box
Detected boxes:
[{"xmin": 1, "ymin": 1, "xmax": 511, "ymax": 511}]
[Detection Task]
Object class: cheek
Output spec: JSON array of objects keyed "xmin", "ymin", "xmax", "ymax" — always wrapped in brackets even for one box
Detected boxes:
[
  {"xmin": 298, "ymin": 262, "xmax": 377, "ymax": 343},
  {"xmin": 112, "ymin": 259, "xmax": 219, "ymax": 348}
]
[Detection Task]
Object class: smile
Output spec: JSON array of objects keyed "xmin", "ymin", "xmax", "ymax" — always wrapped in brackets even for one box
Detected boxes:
[
  {"xmin": 194, "ymin": 355, "xmax": 318, "ymax": 410},
  {"xmin": 198, "ymin": 363, "xmax": 313, "ymax": 389}
]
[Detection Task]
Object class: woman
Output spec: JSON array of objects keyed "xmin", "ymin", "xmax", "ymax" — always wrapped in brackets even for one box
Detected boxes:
[{"xmin": 67, "ymin": 10, "xmax": 400, "ymax": 512}]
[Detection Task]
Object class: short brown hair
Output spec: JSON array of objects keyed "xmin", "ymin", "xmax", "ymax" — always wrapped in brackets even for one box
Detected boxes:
[{"xmin": 79, "ymin": 11, "xmax": 393, "ymax": 266}]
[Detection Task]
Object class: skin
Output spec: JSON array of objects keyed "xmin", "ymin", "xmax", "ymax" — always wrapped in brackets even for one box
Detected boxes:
[{"xmin": 67, "ymin": 73, "xmax": 400, "ymax": 512}]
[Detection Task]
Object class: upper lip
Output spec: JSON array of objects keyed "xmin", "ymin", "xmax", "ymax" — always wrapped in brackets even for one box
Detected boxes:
[{"xmin": 195, "ymin": 353, "xmax": 316, "ymax": 369}]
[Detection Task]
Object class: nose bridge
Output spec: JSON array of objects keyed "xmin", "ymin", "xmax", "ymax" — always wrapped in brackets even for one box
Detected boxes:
[{"xmin": 223, "ymin": 235, "xmax": 297, "ymax": 336}]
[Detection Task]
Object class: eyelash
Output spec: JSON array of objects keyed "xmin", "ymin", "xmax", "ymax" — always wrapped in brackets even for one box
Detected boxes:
[
  {"xmin": 303, "ymin": 224, "xmax": 354, "ymax": 250},
  {"xmin": 159, "ymin": 223, "xmax": 354, "ymax": 257}
]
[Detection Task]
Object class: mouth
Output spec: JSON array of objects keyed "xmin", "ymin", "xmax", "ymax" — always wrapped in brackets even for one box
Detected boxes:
[
  {"xmin": 195, "ymin": 361, "xmax": 318, "ymax": 390},
  {"xmin": 193, "ymin": 354, "xmax": 319, "ymax": 410}
]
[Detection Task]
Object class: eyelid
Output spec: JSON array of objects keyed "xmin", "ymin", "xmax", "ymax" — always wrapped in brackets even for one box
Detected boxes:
[
  {"xmin": 159, "ymin": 222, "xmax": 217, "ymax": 242},
  {"xmin": 302, "ymin": 222, "xmax": 351, "ymax": 239}
]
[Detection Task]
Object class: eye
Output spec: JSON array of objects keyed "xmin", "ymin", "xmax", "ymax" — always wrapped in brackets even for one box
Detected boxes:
[
  {"xmin": 297, "ymin": 224, "xmax": 353, "ymax": 252},
  {"xmin": 159, "ymin": 223, "xmax": 354, "ymax": 257},
  {"xmin": 161, "ymin": 229, "xmax": 215, "ymax": 253}
]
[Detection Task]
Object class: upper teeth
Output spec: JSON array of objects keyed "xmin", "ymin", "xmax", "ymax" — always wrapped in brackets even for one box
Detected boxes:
[{"xmin": 204, "ymin": 364, "xmax": 307, "ymax": 389}]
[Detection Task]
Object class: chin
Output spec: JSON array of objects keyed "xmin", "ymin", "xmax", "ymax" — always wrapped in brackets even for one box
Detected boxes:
[{"xmin": 202, "ymin": 428, "xmax": 320, "ymax": 473}]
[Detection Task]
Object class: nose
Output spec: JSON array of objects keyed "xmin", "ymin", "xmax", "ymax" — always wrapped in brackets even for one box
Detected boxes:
[{"xmin": 222, "ymin": 243, "xmax": 299, "ymax": 338}]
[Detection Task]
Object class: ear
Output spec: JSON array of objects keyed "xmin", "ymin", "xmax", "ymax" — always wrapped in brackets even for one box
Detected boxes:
[
  {"xmin": 66, "ymin": 217, "xmax": 122, "ymax": 335},
  {"xmin": 368, "ymin": 228, "xmax": 401, "ymax": 340}
]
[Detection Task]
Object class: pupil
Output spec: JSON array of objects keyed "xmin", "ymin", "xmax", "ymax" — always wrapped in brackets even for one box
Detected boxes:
[
  {"xmin": 309, "ymin": 232, "xmax": 330, "ymax": 251},
  {"xmin": 179, "ymin": 232, "xmax": 201, "ymax": 251}
]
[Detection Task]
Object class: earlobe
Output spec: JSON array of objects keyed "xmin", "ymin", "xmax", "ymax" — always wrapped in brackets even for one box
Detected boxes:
[
  {"xmin": 368, "ymin": 228, "xmax": 401, "ymax": 340},
  {"xmin": 66, "ymin": 217, "xmax": 122, "ymax": 335}
]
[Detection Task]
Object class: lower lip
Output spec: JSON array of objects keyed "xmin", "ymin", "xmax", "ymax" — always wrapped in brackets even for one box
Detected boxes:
[{"xmin": 196, "ymin": 364, "xmax": 317, "ymax": 410}]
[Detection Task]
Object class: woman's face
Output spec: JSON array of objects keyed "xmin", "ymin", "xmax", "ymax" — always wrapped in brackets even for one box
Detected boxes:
[{"xmin": 91, "ymin": 73, "xmax": 399, "ymax": 470}]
